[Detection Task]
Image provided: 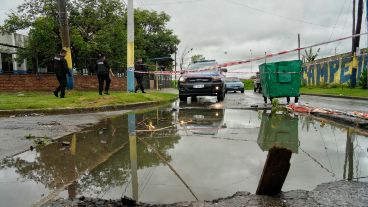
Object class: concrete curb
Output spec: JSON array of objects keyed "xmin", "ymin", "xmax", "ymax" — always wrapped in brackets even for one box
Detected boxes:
[
  {"xmin": 301, "ymin": 93, "xmax": 368, "ymax": 101},
  {"xmin": 0, "ymin": 99, "xmax": 177, "ymax": 117}
]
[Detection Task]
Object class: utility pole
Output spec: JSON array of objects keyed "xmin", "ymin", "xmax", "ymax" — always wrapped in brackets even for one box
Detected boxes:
[
  {"xmin": 174, "ymin": 51, "xmax": 177, "ymax": 87},
  {"xmin": 352, "ymin": 0, "xmax": 356, "ymax": 53},
  {"xmin": 264, "ymin": 52, "xmax": 267, "ymax": 64},
  {"xmin": 366, "ymin": 0, "xmax": 368, "ymax": 89},
  {"xmin": 351, "ymin": 0, "xmax": 363, "ymax": 88},
  {"xmin": 250, "ymin": 49, "xmax": 253, "ymax": 73},
  {"xmin": 127, "ymin": 0, "xmax": 135, "ymax": 92},
  {"xmin": 298, "ymin": 33, "xmax": 301, "ymax": 60},
  {"xmin": 56, "ymin": 0, "xmax": 73, "ymax": 89}
]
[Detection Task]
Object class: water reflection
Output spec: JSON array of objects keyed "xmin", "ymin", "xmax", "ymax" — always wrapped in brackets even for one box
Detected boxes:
[
  {"xmin": 257, "ymin": 112, "xmax": 299, "ymax": 153},
  {"xmin": 0, "ymin": 105, "xmax": 368, "ymax": 206},
  {"xmin": 0, "ymin": 108, "xmax": 181, "ymax": 206},
  {"xmin": 128, "ymin": 113, "xmax": 138, "ymax": 201},
  {"xmin": 177, "ymin": 106, "xmax": 225, "ymax": 136},
  {"xmin": 256, "ymin": 112, "xmax": 299, "ymax": 195}
]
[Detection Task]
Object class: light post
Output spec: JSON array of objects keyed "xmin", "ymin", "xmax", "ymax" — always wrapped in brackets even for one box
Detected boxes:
[{"xmin": 180, "ymin": 48, "xmax": 193, "ymax": 73}]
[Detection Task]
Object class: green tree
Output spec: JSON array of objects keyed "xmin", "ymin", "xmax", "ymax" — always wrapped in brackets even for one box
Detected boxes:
[
  {"xmin": 1, "ymin": 0, "xmax": 180, "ymax": 73},
  {"xmin": 16, "ymin": 17, "xmax": 59, "ymax": 72},
  {"xmin": 134, "ymin": 9, "xmax": 179, "ymax": 70},
  {"xmin": 191, "ymin": 54, "xmax": 205, "ymax": 63}
]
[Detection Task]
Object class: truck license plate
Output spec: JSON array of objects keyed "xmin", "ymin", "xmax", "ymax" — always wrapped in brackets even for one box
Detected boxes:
[{"xmin": 193, "ymin": 84, "xmax": 204, "ymax": 89}]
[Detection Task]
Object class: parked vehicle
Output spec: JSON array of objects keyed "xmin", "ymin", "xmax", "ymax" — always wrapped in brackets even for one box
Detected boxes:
[
  {"xmin": 178, "ymin": 60, "xmax": 226, "ymax": 102},
  {"xmin": 253, "ymin": 72, "xmax": 262, "ymax": 93},
  {"xmin": 225, "ymin": 77, "xmax": 244, "ymax": 93}
]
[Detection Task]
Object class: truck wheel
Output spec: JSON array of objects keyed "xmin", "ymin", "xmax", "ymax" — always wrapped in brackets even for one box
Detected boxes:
[
  {"xmin": 191, "ymin": 96, "xmax": 198, "ymax": 102},
  {"xmin": 286, "ymin": 97, "xmax": 290, "ymax": 104},
  {"xmin": 264, "ymin": 97, "xmax": 267, "ymax": 103},
  {"xmin": 179, "ymin": 95, "xmax": 187, "ymax": 102},
  {"xmin": 295, "ymin": 96, "xmax": 299, "ymax": 103},
  {"xmin": 254, "ymin": 87, "xmax": 256, "ymax": 92},
  {"xmin": 217, "ymin": 92, "xmax": 225, "ymax": 102},
  {"xmin": 241, "ymin": 89, "xmax": 244, "ymax": 93}
]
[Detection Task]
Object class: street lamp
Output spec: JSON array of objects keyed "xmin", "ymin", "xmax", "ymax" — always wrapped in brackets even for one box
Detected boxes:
[{"xmin": 180, "ymin": 48, "xmax": 193, "ymax": 73}]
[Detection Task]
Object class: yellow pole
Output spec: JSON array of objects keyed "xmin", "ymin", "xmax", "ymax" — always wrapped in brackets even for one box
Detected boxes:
[
  {"xmin": 127, "ymin": 0, "xmax": 135, "ymax": 92},
  {"xmin": 57, "ymin": 0, "xmax": 73, "ymax": 89}
]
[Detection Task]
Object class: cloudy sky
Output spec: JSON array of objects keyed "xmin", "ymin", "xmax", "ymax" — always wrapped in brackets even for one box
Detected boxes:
[
  {"xmin": 136, "ymin": 0, "xmax": 366, "ymax": 74},
  {"xmin": 1, "ymin": 0, "xmax": 367, "ymax": 75}
]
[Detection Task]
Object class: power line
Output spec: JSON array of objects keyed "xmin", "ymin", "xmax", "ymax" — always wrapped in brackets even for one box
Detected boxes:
[
  {"xmin": 142, "ymin": 0, "xmax": 204, "ymax": 6},
  {"xmin": 328, "ymin": 0, "xmax": 349, "ymax": 41},
  {"xmin": 330, "ymin": 0, "xmax": 352, "ymax": 54},
  {"xmin": 226, "ymin": 0, "xmax": 336, "ymax": 28}
]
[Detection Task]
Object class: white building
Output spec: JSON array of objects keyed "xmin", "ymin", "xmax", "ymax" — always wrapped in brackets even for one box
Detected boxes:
[{"xmin": 0, "ymin": 33, "xmax": 27, "ymax": 74}]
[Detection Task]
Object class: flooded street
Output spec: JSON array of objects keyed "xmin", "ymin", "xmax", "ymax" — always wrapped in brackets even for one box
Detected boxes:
[{"xmin": 1, "ymin": 97, "xmax": 368, "ymax": 206}]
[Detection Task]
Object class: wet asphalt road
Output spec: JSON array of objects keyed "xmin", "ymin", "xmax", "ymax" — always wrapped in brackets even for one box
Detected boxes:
[
  {"xmin": 0, "ymin": 110, "xmax": 130, "ymax": 160},
  {"xmin": 1, "ymin": 90, "xmax": 367, "ymax": 161},
  {"xmin": 223, "ymin": 90, "xmax": 368, "ymax": 112},
  {"xmin": 1, "ymin": 90, "xmax": 368, "ymax": 206},
  {"xmin": 182, "ymin": 90, "xmax": 368, "ymax": 113}
]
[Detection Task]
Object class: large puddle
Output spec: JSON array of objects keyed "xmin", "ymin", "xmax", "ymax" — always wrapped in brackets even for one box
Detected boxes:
[{"xmin": 1, "ymin": 102, "xmax": 368, "ymax": 206}]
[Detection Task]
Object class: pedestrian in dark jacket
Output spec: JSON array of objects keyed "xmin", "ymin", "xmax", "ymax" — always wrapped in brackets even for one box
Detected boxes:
[
  {"xmin": 96, "ymin": 54, "xmax": 112, "ymax": 95},
  {"xmin": 53, "ymin": 49, "xmax": 71, "ymax": 98},
  {"xmin": 134, "ymin": 58, "xmax": 146, "ymax": 93}
]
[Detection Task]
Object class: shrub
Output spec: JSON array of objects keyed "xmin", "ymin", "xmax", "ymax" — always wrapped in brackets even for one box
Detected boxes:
[
  {"xmin": 242, "ymin": 79, "xmax": 253, "ymax": 90},
  {"xmin": 317, "ymin": 82, "xmax": 328, "ymax": 88},
  {"xmin": 327, "ymin": 83, "xmax": 340, "ymax": 88}
]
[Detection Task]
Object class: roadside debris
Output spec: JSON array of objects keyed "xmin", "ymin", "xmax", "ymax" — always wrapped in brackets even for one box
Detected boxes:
[
  {"xmin": 25, "ymin": 134, "xmax": 54, "ymax": 147},
  {"xmin": 37, "ymin": 121, "xmax": 61, "ymax": 127},
  {"xmin": 7, "ymin": 113, "xmax": 44, "ymax": 118},
  {"xmin": 98, "ymin": 128, "xmax": 108, "ymax": 134},
  {"xmin": 25, "ymin": 134, "xmax": 36, "ymax": 139},
  {"xmin": 287, "ymin": 103, "xmax": 368, "ymax": 129},
  {"xmin": 34, "ymin": 137, "xmax": 53, "ymax": 147}
]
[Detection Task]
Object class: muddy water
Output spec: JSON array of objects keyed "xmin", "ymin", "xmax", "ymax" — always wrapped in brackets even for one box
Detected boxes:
[{"xmin": 1, "ymin": 103, "xmax": 368, "ymax": 206}]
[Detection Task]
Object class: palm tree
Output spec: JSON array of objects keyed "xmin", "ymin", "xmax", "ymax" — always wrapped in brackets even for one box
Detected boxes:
[{"xmin": 302, "ymin": 48, "xmax": 320, "ymax": 63}]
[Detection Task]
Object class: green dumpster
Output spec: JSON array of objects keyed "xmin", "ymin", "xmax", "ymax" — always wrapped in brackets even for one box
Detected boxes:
[
  {"xmin": 259, "ymin": 60, "xmax": 302, "ymax": 103},
  {"xmin": 257, "ymin": 113, "xmax": 299, "ymax": 153}
]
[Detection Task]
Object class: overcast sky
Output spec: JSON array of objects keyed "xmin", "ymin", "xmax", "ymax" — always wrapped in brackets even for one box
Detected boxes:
[
  {"xmin": 1, "ymin": 0, "xmax": 367, "ymax": 75},
  {"xmin": 137, "ymin": 0, "xmax": 366, "ymax": 75}
]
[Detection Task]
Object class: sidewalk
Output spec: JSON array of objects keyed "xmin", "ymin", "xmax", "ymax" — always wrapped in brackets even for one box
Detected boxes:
[
  {"xmin": 301, "ymin": 93, "xmax": 368, "ymax": 100},
  {"xmin": 153, "ymin": 87, "xmax": 178, "ymax": 94}
]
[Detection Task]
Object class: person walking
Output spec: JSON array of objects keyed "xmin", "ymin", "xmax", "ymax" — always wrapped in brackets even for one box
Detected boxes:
[
  {"xmin": 96, "ymin": 54, "xmax": 112, "ymax": 95},
  {"xmin": 134, "ymin": 58, "xmax": 146, "ymax": 93},
  {"xmin": 53, "ymin": 49, "xmax": 71, "ymax": 98}
]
